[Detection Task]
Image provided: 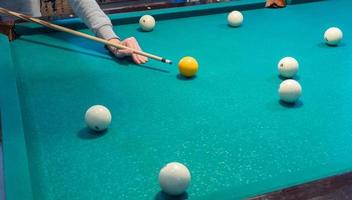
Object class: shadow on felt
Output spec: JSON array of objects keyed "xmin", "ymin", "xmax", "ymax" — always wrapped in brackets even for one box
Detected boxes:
[
  {"xmin": 77, "ymin": 127, "xmax": 107, "ymax": 140},
  {"xmin": 19, "ymin": 37, "xmax": 113, "ymax": 60},
  {"xmin": 19, "ymin": 37, "xmax": 170, "ymax": 73},
  {"xmin": 176, "ymin": 74, "xmax": 197, "ymax": 81},
  {"xmin": 317, "ymin": 42, "xmax": 345, "ymax": 48},
  {"xmin": 279, "ymin": 100, "xmax": 303, "ymax": 108},
  {"xmin": 154, "ymin": 191, "xmax": 188, "ymax": 200},
  {"xmin": 278, "ymin": 75, "xmax": 300, "ymax": 81}
]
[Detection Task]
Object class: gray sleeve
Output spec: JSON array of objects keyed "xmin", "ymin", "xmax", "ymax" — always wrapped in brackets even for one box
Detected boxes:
[{"xmin": 68, "ymin": 0, "xmax": 118, "ymax": 40}]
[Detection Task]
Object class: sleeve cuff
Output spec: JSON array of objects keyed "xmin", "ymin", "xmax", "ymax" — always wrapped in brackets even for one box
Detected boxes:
[{"xmin": 96, "ymin": 25, "xmax": 119, "ymax": 40}]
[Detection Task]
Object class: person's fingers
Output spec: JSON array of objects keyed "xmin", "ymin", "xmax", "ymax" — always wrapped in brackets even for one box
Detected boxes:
[
  {"xmin": 132, "ymin": 42, "xmax": 147, "ymax": 63},
  {"xmin": 124, "ymin": 37, "xmax": 136, "ymax": 45},
  {"xmin": 107, "ymin": 40, "xmax": 127, "ymax": 57},
  {"xmin": 126, "ymin": 42, "xmax": 142, "ymax": 64},
  {"xmin": 265, "ymin": 0, "xmax": 272, "ymax": 7},
  {"xmin": 131, "ymin": 41, "xmax": 148, "ymax": 64},
  {"xmin": 134, "ymin": 53, "xmax": 143, "ymax": 64},
  {"xmin": 107, "ymin": 46, "xmax": 118, "ymax": 54},
  {"xmin": 130, "ymin": 41, "xmax": 145, "ymax": 64},
  {"xmin": 114, "ymin": 37, "xmax": 148, "ymax": 64},
  {"xmin": 132, "ymin": 46, "xmax": 145, "ymax": 64},
  {"xmin": 134, "ymin": 40, "xmax": 141, "ymax": 50},
  {"xmin": 137, "ymin": 56, "xmax": 146, "ymax": 64},
  {"xmin": 138, "ymin": 52, "xmax": 148, "ymax": 63},
  {"xmin": 277, "ymin": 0, "xmax": 286, "ymax": 7},
  {"xmin": 132, "ymin": 53, "xmax": 141, "ymax": 64},
  {"xmin": 117, "ymin": 49, "xmax": 133, "ymax": 55},
  {"xmin": 137, "ymin": 52, "xmax": 147, "ymax": 64},
  {"xmin": 127, "ymin": 37, "xmax": 137, "ymax": 42},
  {"xmin": 120, "ymin": 40, "xmax": 135, "ymax": 55}
]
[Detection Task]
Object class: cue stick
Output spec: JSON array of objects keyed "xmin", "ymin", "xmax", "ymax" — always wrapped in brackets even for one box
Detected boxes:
[{"xmin": 0, "ymin": 7, "xmax": 172, "ymax": 64}]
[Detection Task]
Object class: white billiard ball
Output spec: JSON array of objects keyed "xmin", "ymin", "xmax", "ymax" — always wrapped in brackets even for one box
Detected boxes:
[
  {"xmin": 139, "ymin": 15, "xmax": 155, "ymax": 31},
  {"xmin": 159, "ymin": 162, "xmax": 191, "ymax": 196},
  {"xmin": 278, "ymin": 57, "xmax": 299, "ymax": 78},
  {"xmin": 324, "ymin": 27, "xmax": 343, "ymax": 46},
  {"xmin": 227, "ymin": 11, "xmax": 243, "ymax": 27},
  {"xmin": 85, "ymin": 105, "xmax": 112, "ymax": 132},
  {"xmin": 279, "ymin": 79, "xmax": 302, "ymax": 103}
]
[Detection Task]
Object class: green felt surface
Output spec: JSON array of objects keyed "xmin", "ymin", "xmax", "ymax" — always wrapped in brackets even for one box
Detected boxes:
[{"xmin": 2, "ymin": 0, "xmax": 352, "ymax": 199}]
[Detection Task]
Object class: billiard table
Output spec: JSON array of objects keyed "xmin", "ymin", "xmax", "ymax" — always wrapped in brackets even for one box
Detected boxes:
[{"xmin": 1, "ymin": 0, "xmax": 352, "ymax": 199}]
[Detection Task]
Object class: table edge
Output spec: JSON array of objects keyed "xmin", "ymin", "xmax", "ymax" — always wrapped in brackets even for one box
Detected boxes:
[{"xmin": 0, "ymin": 35, "xmax": 34, "ymax": 200}]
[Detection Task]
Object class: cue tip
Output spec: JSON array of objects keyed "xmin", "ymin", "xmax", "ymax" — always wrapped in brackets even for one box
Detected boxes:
[{"xmin": 162, "ymin": 58, "xmax": 173, "ymax": 65}]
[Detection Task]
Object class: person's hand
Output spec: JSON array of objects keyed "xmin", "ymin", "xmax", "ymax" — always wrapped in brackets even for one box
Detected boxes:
[
  {"xmin": 108, "ymin": 37, "xmax": 148, "ymax": 64},
  {"xmin": 265, "ymin": 0, "xmax": 286, "ymax": 8}
]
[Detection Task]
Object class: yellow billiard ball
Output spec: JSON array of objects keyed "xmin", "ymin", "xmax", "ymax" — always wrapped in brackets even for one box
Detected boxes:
[{"xmin": 178, "ymin": 56, "xmax": 198, "ymax": 78}]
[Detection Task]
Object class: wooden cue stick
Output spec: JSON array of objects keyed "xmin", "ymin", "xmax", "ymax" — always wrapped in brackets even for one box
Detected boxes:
[{"xmin": 0, "ymin": 7, "xmax": 172, "ymax": 64}]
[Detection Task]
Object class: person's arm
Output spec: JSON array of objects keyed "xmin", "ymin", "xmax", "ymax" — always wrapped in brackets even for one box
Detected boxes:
[
  {"xmin": 68, "ymin": 0, "xmax": 147, "ymax": 64},
  {"xmin": 68, "ymin": 0, "xmax": 116, "ymax": 40}
]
